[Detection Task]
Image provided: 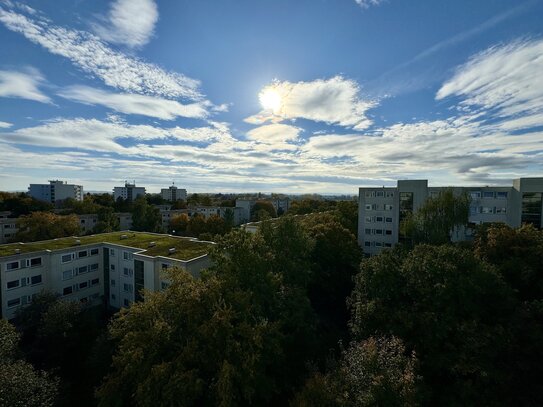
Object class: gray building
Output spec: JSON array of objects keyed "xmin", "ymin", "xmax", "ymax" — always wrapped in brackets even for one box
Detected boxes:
[
  {"xmin": 28, "ymin": 180, "xmax": 83, "ymax": 204},
  {"xmin": 160, "ymin": 185, "xmax": 187, "ymax": 202},
  {"xmin": 113, "ymin": 182, "xmax": 146, "ymax": 203},
  {"xmin": 358, "ymin": 178, "xmax": 543, "ymax": 255}
]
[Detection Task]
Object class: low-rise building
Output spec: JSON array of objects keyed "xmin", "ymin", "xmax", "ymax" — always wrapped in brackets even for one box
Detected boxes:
[
  {"xmin": 358, "ymin": 177, "xmax": 543, "ymax": 255},
  {"xmin": 0, "ymin": 217, "xmax": 17, "ymax": 244},
  {"xmin": 29, "ymin": 180, "xmax": 83, "ymax": 204},
  {"xmin": 0, "ymin": 231, "xmax": 213, "ymax": 320}
]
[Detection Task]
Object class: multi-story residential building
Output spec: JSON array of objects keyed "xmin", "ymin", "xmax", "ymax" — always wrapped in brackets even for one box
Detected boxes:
[
  {"xmin": 0, "ymin": 231, "xmax": 212, "ymax": 320},
  {"xmin": 161, "ymin": 184, "xmax": 187, "ymax": 202},
  {"xmin": 160, "ymin": 208, "xmax": 189, "ymax": 231},
  {"xmin": 190, "ymin": 206, "xmax": 244, "ymax": 226},
  {"xmin": 358, "ymin": 178, "xmax": 543, "ymax": 255},
  {"xmin": 28, "ymin": 180, "xmax": 83, "ymax": 204},
  {"xmin": 78, "ymin": 214, "xmax": 98, "ymax": 234},
  {"xmin": 0, "ymin": 213, "xmax": 17, "ymax": 244},
  {"xmin": 113, "ymin": 182, "xmax": 146, "ymax": 203},
  {"xmin": 117, "ymin": 213, "xmax": 133, "ymax": 231},
  {"xmin": 235, "ymin": 198, "xmax": 290, "ymax": 222}
]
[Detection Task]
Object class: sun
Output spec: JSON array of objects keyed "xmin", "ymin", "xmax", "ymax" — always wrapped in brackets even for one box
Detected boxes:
[{"xmin": 259, "ymin": 86, "xmax": 282, "ymax": 113}]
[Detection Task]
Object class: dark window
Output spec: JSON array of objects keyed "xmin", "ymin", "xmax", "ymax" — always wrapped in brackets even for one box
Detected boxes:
[
  {"xmin": 31, "ymin": 275, "xmax": 42, "ymax": 285},
  {"xmin": 30, "ymin": 257, "xmax": 42, "ymax": 267},
  {"xmin": 6, "ymin": 261, "xmax": 19, "ymax": 271},
  {"xmin": 79, "ymin": 281, "xmax": 88, "ymax": 289},
  {"xmin": 7, "ymin": 280, "xmax": 19, "ymax": 289},
  {"xmin": 90, "ymin": 248, "xmax": 99, "ymax": 256},
  {"xmin": 7, "ymin": 298, "xmax": 20, "ymax": 308},
  {"xmin": 63, "ymin": 286, "xmax": 73, "ymax": 295},
  {"xmin": 78, "ymin": 250, "xmax": 88, "ymax": 258},
  {"xmin": 91, "ymin": 278, "xmax": 99, "ymax": 286},
  {"xmin": 79, "ymin": 266, "xmax": 88, "ymax": 274},
  {"xmin": 522, "ymin": 192, "xmax": 542, "ymax": 229}
]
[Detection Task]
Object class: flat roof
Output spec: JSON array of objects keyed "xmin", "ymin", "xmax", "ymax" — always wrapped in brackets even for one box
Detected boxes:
[{"xmin": 0, "ymin": 231, "xmax": 212, "ymax": 261}]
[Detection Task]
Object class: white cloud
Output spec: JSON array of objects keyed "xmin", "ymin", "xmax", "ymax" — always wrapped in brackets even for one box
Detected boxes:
[
  {"xmin": 0, "ymin": 121, "xmax": 13, "ymax": 128},
  {"xmin": 58, "ymin": 86, "xmax": 208, "ymax": 120},
  {"xmin": 354, "ymin": 0, "xmax": 384, "ymax": 9},
  {"xmin": 92, "ymin": 0, "xmax": 158, "ymax": 48},
  {"xmin": 246, "ymin": 124, "xmax": 301, "ymax": 151},
  {"xmin": 0, "ymin": 67, "xmax": 51, "ymax": 103},
  {"xmin": 246, "ymin": 76, "xmax": 376, "ymax": 130},
  {"xmin": 436, "ymin": 38, "xmax": 543, "ymax": 117},
  {"xmin": 0, "ymin": 6, "xmax": 200, "ymax": 99}
]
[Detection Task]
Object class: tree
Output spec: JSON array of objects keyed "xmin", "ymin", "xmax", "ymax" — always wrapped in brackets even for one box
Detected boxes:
[
  {"xmin": 0, "ymin": 191, "xmax": 53, "ymax": 217},
  {"xmin": 14, "ymin": 212, "xmax": 80, "ymax": 242},
  {"xmin": 251, "ymin": 201, "xmax": 276, "ymax": 221},
  {"xmin": 349, "ymin": 245, "xmax": 517, "ymax": 405},
  {"xmin": 171, "ymin": 199, "xmax": 187, "ymax": 209},
  {"xmin": 169, "ymin": 213, "xmax": 190, "ymax": 235},
  {"xmin": 205, "ymin": 214, "xmax": 227, "ymax": 236},
  {"xmin": 187, "ymin": 214, "xmax": 207, "ymax": 237},
  {"xmin": 131, "ymin": 196, "xmax": 161, "ymax": 232},
  {"xmin": 400, "ymin": 188, "xmax": 470, "ymax": 245},
  {"xmin": 223, "ymin": 208, "xmax": 235, "ymax": 231},
  {"xmin": 293, "ymin": 336, "xmax": 418, "ymax": 407},
  {"xmin": 94, "ymin": 207, "xmax": 120, "ymax": 234},
  {"xmin": 0, "ymin": 319, "xmax": 58, "ymax": 407}
]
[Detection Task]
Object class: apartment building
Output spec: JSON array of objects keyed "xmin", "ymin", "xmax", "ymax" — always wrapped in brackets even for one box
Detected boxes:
[
  {"xmin": 358, "ymin": 178, "xmax": 543, "ymax": 255},
  {"xmin": 0, "ymin": 232, "xmax": 212, "ymax": 320},
  {"xmin": 235, "ymin": 198, "xmax": 290, "ymax": 222},
  {"xmin": 0, "ymin": 212, "xmax": 17, "ymax": 244},
  {"xmin": 28, "ymin": 180, "xmax": 83, "ymax": 204},
  {"xmin": 160, "ymin": 185, "xmax": 187, "ymax": 202},
  {"xmin": 190, "ymin": 206, "xmax": 244, "ymax": 226},
  {"xmin": 113, "ymin": 182, "xmax": 146, "ymax": 203}
]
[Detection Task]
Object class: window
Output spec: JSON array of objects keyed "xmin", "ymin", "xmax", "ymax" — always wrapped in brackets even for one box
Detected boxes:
[
  {"xmin": 6, "ymin": 261, "xmax": 19, "ymax": 271},
  {"xmin": 89, "ymin": 263, "xmax": 99, "ymax": 271},
  {"xmin": 496, "ymin": 207, "xmax": 507, "ymax": 214},
  {"xmin": 111, "ymin": 279, "xmax": 116, "ymax": 287},
  {"xmin": 386, "ymin": 191, "xmax": 395, "ymax": 198},
  {"xmin": 111, "ymin": 294, "xmax": 116, "ymax": 300},
  {"xmin": 365, "ymin": 204, "xmax": 372, "ymax": 211},
  {"xmin": 365, "ymin": 216, "xmax": 372, "ymax": 223},
  {"xmin": 29, "ymin": 257, "xmax": 42, "ymax": 267},
  {"xmin": 63, "ymin": 286, "xmax": 73, "ymax": 296},
  {"xmin": 364, "ymin": 241, "xmax": 371, "ymax": 247},
  {"xmin": 124, "ymin": 299, "xmax": 130, "ymax": 307},
  {"xmin": 470, "ymin": 191, "xmax": 481, "ymax": 199},
  {"xmin": 123, "ymin": 283, "xmax": 133, "ymax": 293},
  {"xmin": 376, "ymin": 216, "xmax": 383, "ymax": 222},
  {"xmin": 374, "ymin": 229, "xmax": 383, "ymax": 235},
  {"xmin": 110, "ymin": 264, "xmax": 115, "ymax": 271},
  {"xmin": 90, "ymin": 248, "xmax": 99, "ymax": 256},
  {"xmin": 61, "ymin": 254, "xmax": 73, "ymax": 263},
  {"xmin": 384, "ymin": 204, "xmax": 393, "ymax": 211},
  {"xmin": 375, "ymin": 242, "xmax": 383, "ymax": 247},
  {"xmin": 483, "ymin": 191, "xmax": 495, "ymax": 199},
  {"xmin": 161, "ymin": 263, "xmax": 170, "ymax": 270},
  {"xmin": 496, "ymin": 192, "xmax": 508, "ymax": 199},
  {"xmin": 365, "ymin": 228, "xmax": 372, "ymax": 235},
  {"xmin": 384, "ymin": 243, "xmax": 392, "ymax": 248},
  {"xmin": 376, "ymin": 191, "xmax": 384, "ymax": 197},
  {"xmin": 62, "ymin": 270, "xmax": 73, "ymax": 280},
  {"xmin": 91, "ymin": 278, "xmax": 99, "ymax": 286},
  {"xmin": 7, "ymin": 280, "xmax": 20, "ymax": 290},
  {"xmin": 7, "ymin": 298, "xmax": 20, "ymax": 308},
  {"xmin": 470, "ymin": 206, "xmax": 480, "ymax": 215},
  {"xmin": 123, "ymin": 268, "xmax": 133, "ymax": 277},
  {"xmin": 31, "ymin": 275, "xmax": 42, "ymax": 285},
  {"xmin": 79, "ymin": 281, "xmax": 88, "ymax": 290},
  {"xmin": 78, "ymin": 250, "xmax": 88, "ymax": 258},
  {"xmin": 78, "ymin": 266, "xmax": 88, "ymax": 274},
  {"xmin": 481, "ymin": 207, "xmax": 494, "ymax": 214},
  {"xmin": 385, "ymin": 217, "xmax": 393, "ymax": 223},
  {"xmin": 123, "ymin": 251, "xmax": 131, "ymax": 260},
  {"xmin": 385, "ymin": 230, "xmax": 392, "ymax": 235},
  {"xmin": 110, "ymin": 249, "xmax": 115, "ymax": 256}
]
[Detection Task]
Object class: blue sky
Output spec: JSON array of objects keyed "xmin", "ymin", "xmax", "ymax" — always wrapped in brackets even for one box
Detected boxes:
[{"xmin": 0, "ymin": 0, "xmax": 542, "ymax": 193}]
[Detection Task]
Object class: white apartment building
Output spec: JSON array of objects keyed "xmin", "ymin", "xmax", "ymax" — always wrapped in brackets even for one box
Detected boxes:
[
  {"xmin": 0, "ymin": 232, "xmax": 212, "ymax": 320},
  {"xmin": 161, "ymin": 185, "xmax": 187, "ymax": 202},
  {"xmin": 358, "ymin": 178, "xmax": 543, "ymax": 255},
  {"xmin": 113, "ymin": 182, "xmax": 146, "ymax": 203},
  {"xmin": 28, "ymin": 180, "xmax": 83, "ymax": 204}
]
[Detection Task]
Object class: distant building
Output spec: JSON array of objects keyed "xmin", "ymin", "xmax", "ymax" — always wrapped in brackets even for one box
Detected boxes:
[
  {"xmin": 0, "ymin": 213, "xmax": 17, "ymax": 244},
  {"xmin": 113, "ymin": 182, "xmax": 146, "ymax": 203},
  {"xmin": 28, "ymin": 180, "xmax": 83, "ymax": 204},
  {"xmin": 161, "ymin": 184, "xmax": 187, "ymax": 202},
  {"xmin": 235, "ymin": 198, "xmax": 290, "ymax": 222},
  {"xmin": 358, "ymin": 178, "xmax": 543, "ymax": 255},
  {"xmin": 190, "ymin": 206, "xmax": 244, "ymax": 226}
]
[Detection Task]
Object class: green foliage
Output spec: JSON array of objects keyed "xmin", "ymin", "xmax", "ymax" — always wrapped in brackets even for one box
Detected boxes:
[
  {"xmin": 169, "ymin": 212, "xmax": 190, "ymax": 234},
  {"xmin": 0, "ymin": 191, "xmax": 53, "ymax": 217},
  {"xmin": 349, "ymin": 245, "xmax": 517, "ymax": 405},
  {"xmin": 14, "ymin": 211, "xmax": 80, "ymax": 242},
  {"xmin": 251, "ymin": 201, "xmax": 277, "ymax": 221},
  {"xmin": 60, "ymin": 195, "xmax": 102, "ymax": 214},
  {"xmin": 288, "ymin": 199, "xmax": 336, "ymax": 216},
  {"xmin": 474, "ymin": 223, "xmax": 543, "ymax": 301},
  {"xmin": 0, "ymin": 319, "xmax": 59, "ymax": 407},
  {"xmin": 94, "ymin": 206, "xmax": 120, "ymax": 233},
  {"xmin": 131, "ymin": 196, "xmax": 161, "ymax": 232},
  {"xmin": 400, "ymin": 188, "xmax": 470, "ymax": 245}
]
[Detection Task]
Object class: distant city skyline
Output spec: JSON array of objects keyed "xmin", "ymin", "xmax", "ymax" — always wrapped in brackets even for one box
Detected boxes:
[{"xmin": 1, "ymin": 0, "xmax": 543, "ymax": 193}]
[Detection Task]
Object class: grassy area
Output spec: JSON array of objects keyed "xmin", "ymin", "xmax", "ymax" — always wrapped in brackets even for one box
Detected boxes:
[{"xmin": 0, "ymin": 231, "xmax": 211, "ymax": 261}]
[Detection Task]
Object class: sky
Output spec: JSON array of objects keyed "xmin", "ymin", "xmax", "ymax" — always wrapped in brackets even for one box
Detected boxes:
[{"xmin": 0, "ymin": 0, "xmax": 542, "ymax": 194}]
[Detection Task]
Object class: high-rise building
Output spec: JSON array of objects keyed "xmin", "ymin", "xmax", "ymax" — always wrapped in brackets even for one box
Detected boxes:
[
  {"xmin": 113, "ymin": 181, "xmax": 146, "ymax": 202},
  {"xmin": 358, "ymin": 178, "xmax": 543, "ymax": 255},
  {"xmin": 28, "ymin": 180, "xmax": 83, "ymax": 203},
  {"xmin": 161, "ymin": 184, "xmax": 187, "ymax": 202}
]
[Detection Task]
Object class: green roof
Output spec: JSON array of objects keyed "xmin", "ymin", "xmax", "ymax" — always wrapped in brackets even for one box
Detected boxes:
[{"xmin": 0, "ymin": 232, "xmax": 212, "ymax": 261}]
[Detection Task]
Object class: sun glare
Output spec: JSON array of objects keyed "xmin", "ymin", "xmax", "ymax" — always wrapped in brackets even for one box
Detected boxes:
[{"xmin": 259, "ymin": 87, "xmax": 282, "ymax": 112}]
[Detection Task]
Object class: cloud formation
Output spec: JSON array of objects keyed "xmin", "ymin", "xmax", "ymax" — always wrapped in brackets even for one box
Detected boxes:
[
  {"xmin": 0, "ymin": 6, "xmax": 200, "ymax": 99},
  {"xmin": 92, "ymin": 0, "xmax": 158, "ymax": 48},
  {"xmin": 247, "ymin": 76, "xmax": 376, "ymax": 130},
  {"xmin": 354, "ymin": 0, "xmax": 385, "ymax": 9},
  {"xmin": 0, "ymin": 67, "xmax": 51, "ymax": 103},
  {"xmin": 0, "ymin": 121, "xmax": 13, "ymax": 128},
  {"xmin": 58, "ymin": 86, "xmax": 208, "ymax": 120}
]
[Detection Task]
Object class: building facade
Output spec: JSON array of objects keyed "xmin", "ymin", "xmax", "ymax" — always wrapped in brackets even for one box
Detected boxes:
[
  {"xmin": 0, "ymin": 213, "xmax": 17, "ymax": 244},
  {"xmin": 358, "ymin": 178, "xmax": 543, "ymax": 255},
  {"xmin": 160, "ymin": 185, "xmax": 187, "ymax": 202},
  {"xmin": 0, "ymin": 232, "xmax": 212, "ymax": 320},
  {"xmin": 113, "ymin": 182, "xmax": 146, "ymax": 202},
  {"xmin": 28, "ymin": 180, "xmax": 83, "ymax": 204}
]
